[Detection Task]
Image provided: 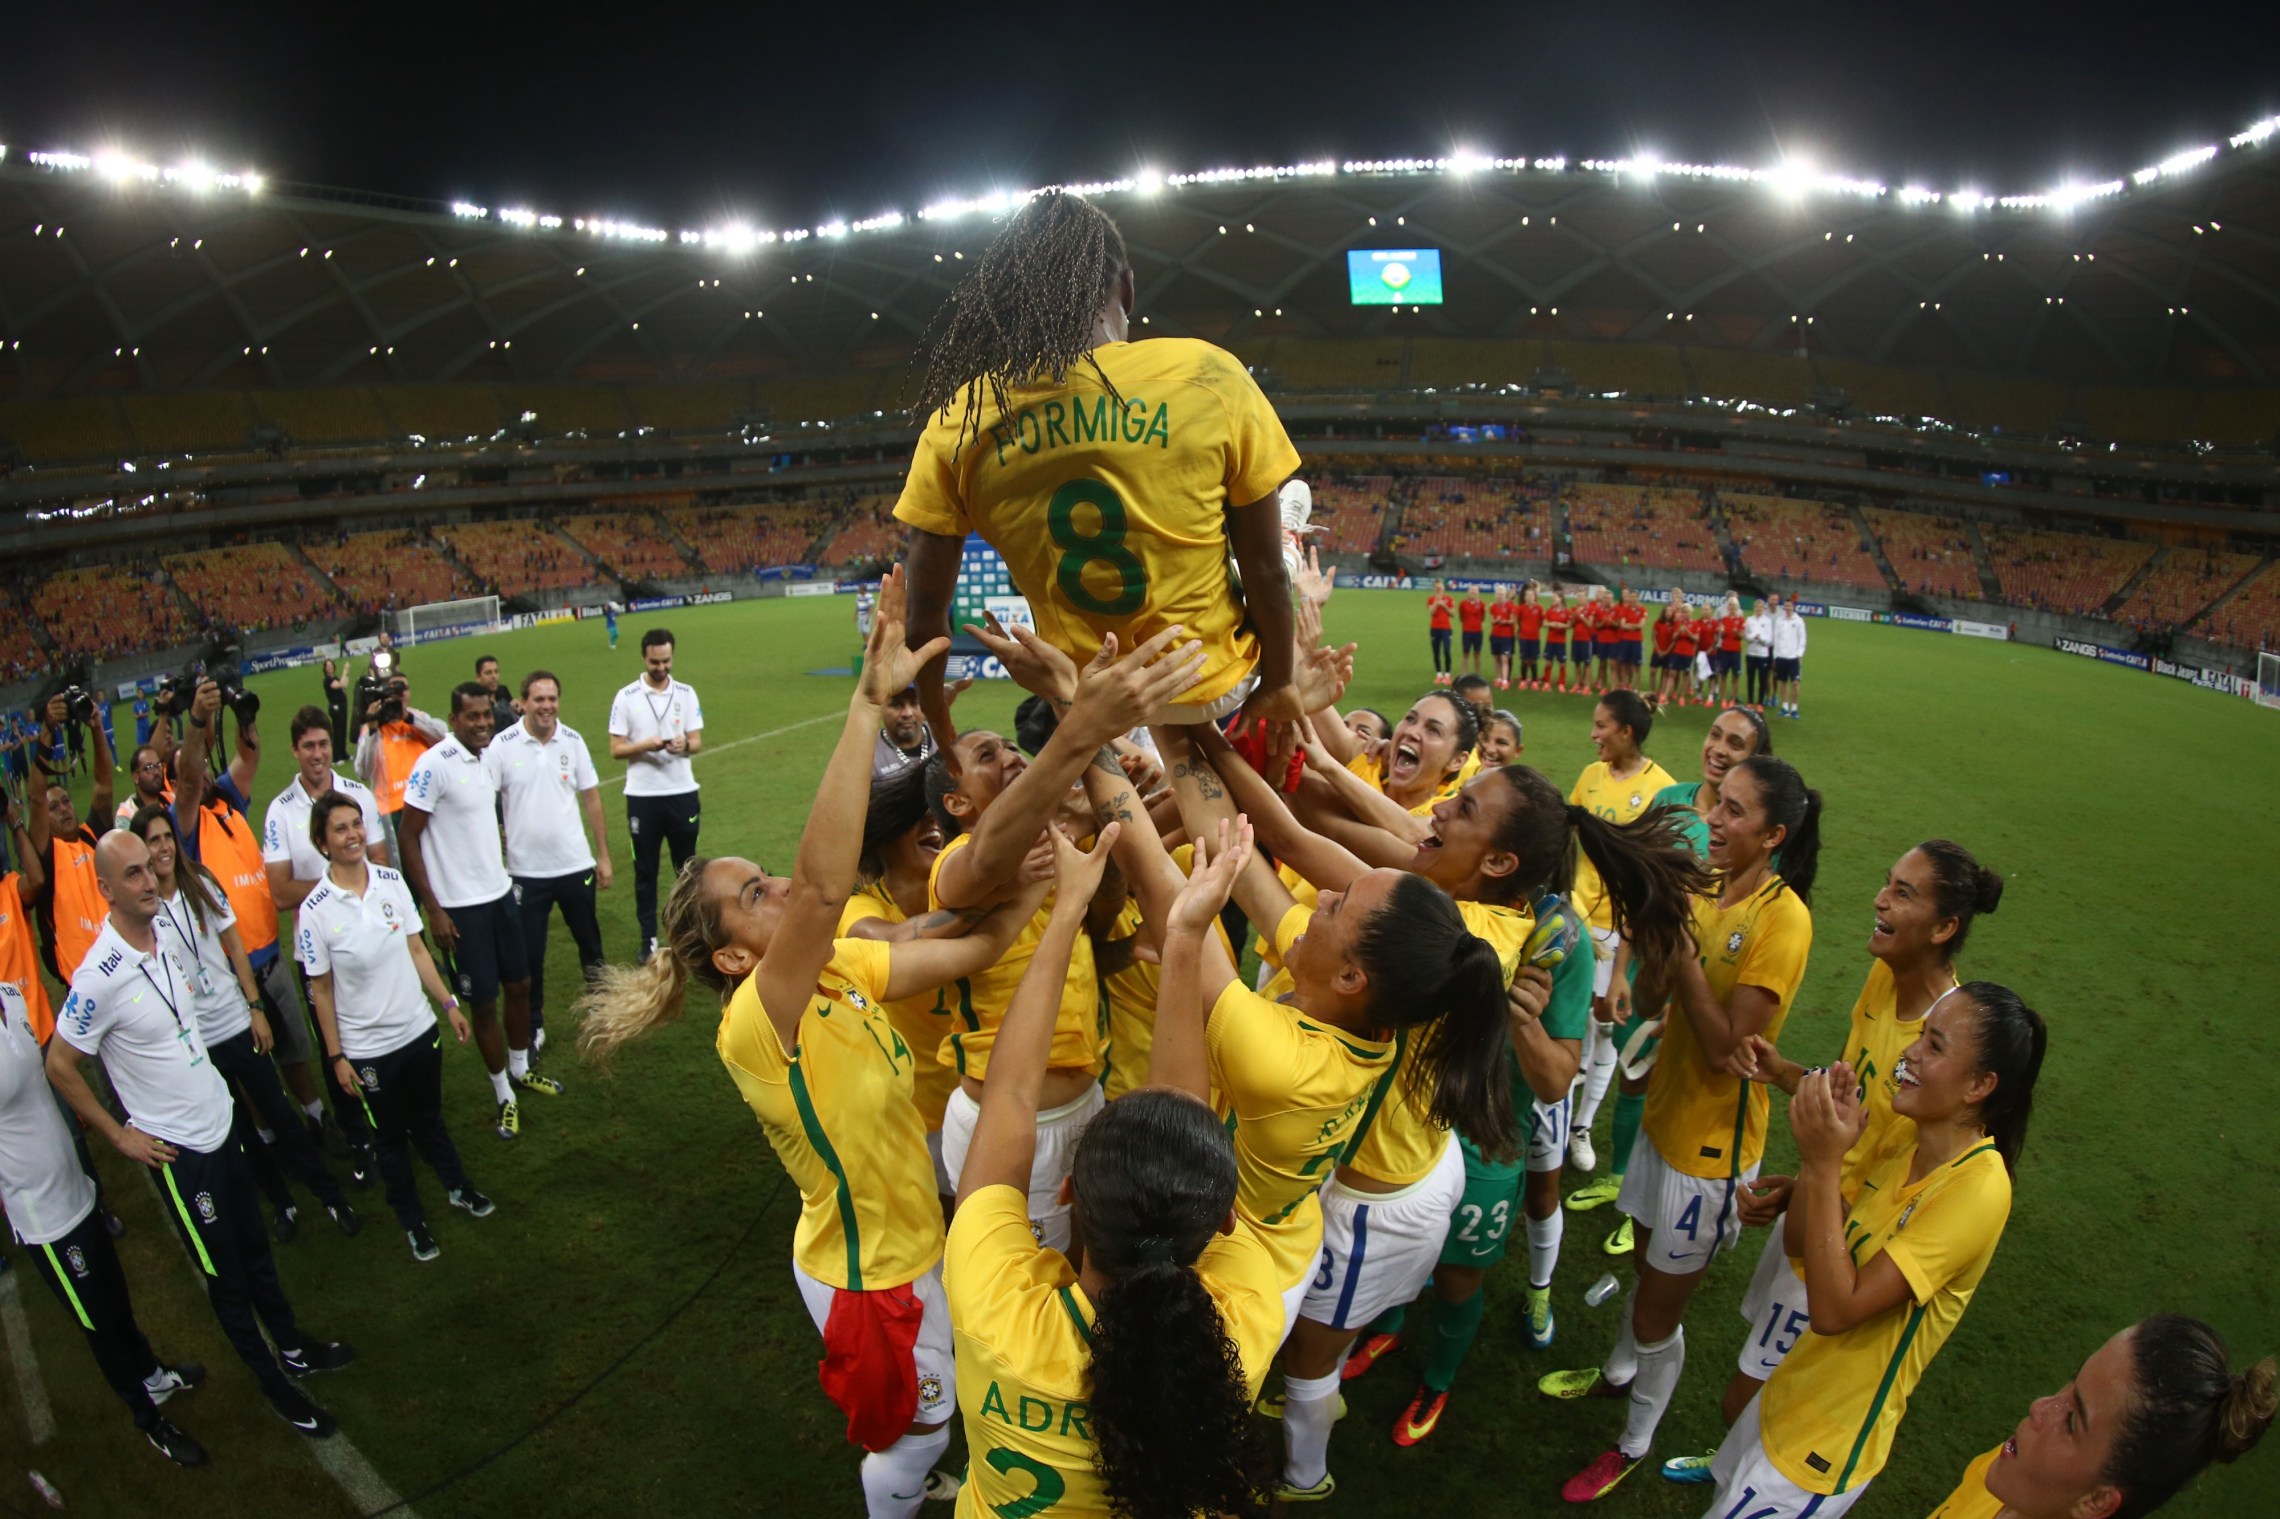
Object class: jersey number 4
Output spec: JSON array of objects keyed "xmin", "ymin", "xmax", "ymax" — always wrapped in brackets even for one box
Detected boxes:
[{"xmin": 1048, "ymin": 480, "xmax": 1148, "ymax": 616}]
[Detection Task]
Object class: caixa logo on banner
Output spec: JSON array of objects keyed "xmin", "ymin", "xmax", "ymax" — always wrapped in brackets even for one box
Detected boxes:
[{"xmin": 943, "ymin": 653, "xmax": 1012, "ymax": 682}]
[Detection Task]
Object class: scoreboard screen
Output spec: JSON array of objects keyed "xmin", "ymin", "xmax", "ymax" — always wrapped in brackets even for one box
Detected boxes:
[{"xmin": 1347, "ymin": 248, "xmax": 1444, "ymax": 305}]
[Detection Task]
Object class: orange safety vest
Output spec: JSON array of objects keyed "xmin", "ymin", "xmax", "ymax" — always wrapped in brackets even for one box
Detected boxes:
[
  {"xmin": 375, "ymin": 724, "xmax": 433, "ymax": 815},
  {"xmin": 48, "ymin": 830, "xmax": 105, "ymax": 982},
  {"xmin": 0, "ymin": 873, "xmax": 54, "ymax": 1041},
  {"xmin": 194, "ymin": 800, "xmax": 281, "ymax": 957}
]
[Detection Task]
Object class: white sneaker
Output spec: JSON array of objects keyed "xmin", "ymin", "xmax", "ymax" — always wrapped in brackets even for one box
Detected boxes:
[
  {"xmin": 1568, "ymin": 1128, "xmax": 1598, "ymax": 1173},
  {"xmin": 1278, "ymin": 478, "xmax": 1317, "ymax": 580}
]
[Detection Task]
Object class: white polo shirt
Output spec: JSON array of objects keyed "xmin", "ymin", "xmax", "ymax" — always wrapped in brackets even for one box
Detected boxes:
[
  {"xmin": 155, "ymin": 886, "xmax": 250, "ymax": 1045},
  {"xmin": 295, "ymin": 865, "xmax": 437, "ymax": 1062},
  {"xmin": 483, "ymin": 719, "xmax": 600, "ymax": 879},
  {"xmin": 264, "ymin": 771, "xmax": 386, "ymax": 885},
  {"xmin": 0, "ymin": 982, "xmax": 97, "ymax": 1246},
  {"xmin": 57, "ymin": 918, "xmax": 234, "ymax": 1154},
  {"xmin": 402, "ymin": 737, "xmax": 513, "ymax": 909},
  {"xmin": 608, "ymin": 677, "xmax": 704, "ymax": 798}
]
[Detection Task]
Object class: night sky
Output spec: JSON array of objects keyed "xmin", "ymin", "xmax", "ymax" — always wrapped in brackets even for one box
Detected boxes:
[{"xmin": 7, "ymin": 3, "xmax": 2273, "ymax": 231}]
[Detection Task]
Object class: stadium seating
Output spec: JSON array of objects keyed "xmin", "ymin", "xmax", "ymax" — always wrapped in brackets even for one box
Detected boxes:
[
  {"xmin": 122, "ymin": 393, "xmax": 259, "ymax": 457},
  {"xmin": 1305, "ymin": 475, "xmax": 1394, "ymax": 556},
  {"xmin": 1564, "ymin": 482, "xmax": 1725, "ymax": 575},
  {"xmin": 162, "ymin": 543, "xmax": 342, "ymax": 636},
  {"xmin": 560, "ymin": 512, "xmax": 698, "ymax": 581},
  {"xmin": 811, "ymin": 494, "xmax": 900, "ymax": 567},
  {"xmin": 1863, "ymin": 507, "xmax": 1983, "ymax": 598},
  {"xmin": 439, "ymin": 521, "xmax": 598, "ymax": 598},
  {"xmin": 1981, "ymin": 526, "xmax": 2155, "ymax": 618},
  {"xmin": 0, "ymin": 396, "xmax": 132, "ymax": 467},
  {"xmin": 1546, "ymin": 342, "xmax": 1690, "ymax": 398},
  {"xmin": 666, "ymin": 502, "xmax": 840, "ymax": 573},
  {"xmin": 2111, "ymin": 547, "xmax": 2262, "ymax": 633},
  {"xmin": 33, "ymin": 564, "xmax": 197, "ymax": 661},
  {"xmin": 1722, "ymin": 493, "xmax": 1886, "ymax": 590},
  {"xmin": 0, "ymin": 610, "xmax": 48, "ymax": 685},
  {"xmin": 304, "ymin": 531, "xmax": 478, "ymax": 615},
  {"xmin": 1683, "ymin": 349, "xmax": 1817, "ymax": 407},
  {"xmin": 373, "ymin": 385, "xmax": 504, "ymax": 442},
  {"xmin": 1810, "ymin": 357, "xmax": 1949, "ymax": 422},
  {"xmin": 248, "ymin": 388, "xmax": 394, "ymax": 447},
  {"xmin": 1391, "ymin": 476, "xmax": 1553, "ymax": 561},
  {"xmin": 2195, "ymin": 563, "xmax": 2280, "ymax": 651}
]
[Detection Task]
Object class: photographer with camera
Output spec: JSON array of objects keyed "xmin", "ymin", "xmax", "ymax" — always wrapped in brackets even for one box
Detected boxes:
[
  {"xmin": 350, "ymin": 651, "xmax": 445, "ymax": 861},
  {"xmin": 25, "ymin": 683, "xmax": 116, "ymax": 981}
]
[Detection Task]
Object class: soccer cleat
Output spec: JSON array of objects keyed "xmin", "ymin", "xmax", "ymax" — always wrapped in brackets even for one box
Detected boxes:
[
  {"xmin": 1567, "ymin": 1129, "xmax": 1597, "ymax": 1173},
  {"xmin": 1494, "ymin": 678, "xmax": 1509, "ymax": 690},
  {"xmin": 282, "ymin": 1341, "xmax": 355, "ymax": 1379},
  {"xmin": 921, "ymin": 1468, "xmax": 961, "ymax": 1503},
  {"xmin": 1276, "ymin": 1474, "xmax": 1337, "ymax": 1503},
  {"xmin": 449, "ymin": 1186, "xmax": 496, "ymax": 1219},
  {"xmin": 495, "ymin": 1099, "xmax": 521, "ymax": 1140},
  {"xmin": 511, "ymin": 1068, "xmax": 564, "ymax": 1097},
  {"xmin": 407, "ymin": 1225, "xmax": 441, "ymax": 1262},
  {"xmin": 1561, "ymin": 1449, "xmax": 1642, "ymax": 1503},
  {"xmin": 1340, "ymin": 1330, "xmax": 1403, "ymax": 1382},
  {"xmin": 1392, "ymin": 1384, "xmax": 1450, "ymax": 1446},
  {"xmin": 1526, "ymin": 1285, "xmax": 1557, "ymax": 1348},
  {"xmin": 145, "ymin": 1417, "xmax": 209, "ymax": 1467},
  {"xmin": 271, "ymin": 1205, "xmax": 300, "ymax": 1244},
  {"xmin": 266, "ymin": 1382, "xmax": 338, "ymax": 1438},
  {"xmin": 145, "ymin": 1362, "xmax": 206, "ymax": 1405},
  {"xmin": 327, "ymin": 1201, "xmax": 363, "ymax": 1237},
  {"xmin": 1661, "ymin": 1451, "xmax": 1717, "ymax": 1484},
  {"xmin": 1538, "ymin": 1366, "xmax": 1621, "ymax": 1400},
  {"xmin": 1603, "ymin": 1217, "xmax": 1635, "ymax": 1256},
  {"xmin": 1565, "ymin": 1175, "xmax": 1623, "ymax": 1212}
]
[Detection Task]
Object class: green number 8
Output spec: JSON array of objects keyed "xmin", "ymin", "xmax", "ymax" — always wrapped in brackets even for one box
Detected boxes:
[
  {"xmin": 986, "ymin": 1448, "xmax": 1068, "ymax": 1517},
  {"xmin": 1047, "ymin": 480, "xmax": 1148, "ymax": 617}
]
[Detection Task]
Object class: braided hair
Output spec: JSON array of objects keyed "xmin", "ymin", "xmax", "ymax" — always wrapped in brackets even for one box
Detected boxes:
[{"xmin": 910, "ymin": 190, "xmax": 1130, "ymax": 448}]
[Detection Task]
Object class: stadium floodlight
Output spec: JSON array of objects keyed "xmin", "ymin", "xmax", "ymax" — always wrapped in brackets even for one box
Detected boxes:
[
  {"xmin": 816, "ymin": 220, "xmax": 849, "ymax": 238},
  {"xmin": 1950, "ymin": 189, "xmax": 1990, "ymax": 213},
  {"xmin": 1897, "ymin": 184, "xmax": 1940, "ymax": 205},
  {"xmin": 451, "ymin": 201, "xmax": 488, "ymax": 218},
  {"xmin": 2231, "ymin": 116, "xmax": 2279, "ymax": 147},
  {"xmin": 1134, "ymin": 167, "xmax": 1164, "ymax": 195},
  {"xmin": 499, "ymin": 207, "xmax": 538, "ymax": 226},
  {"xmin": 1449, "ymin": 148, "xmax": 1490, "ymax": 176}
]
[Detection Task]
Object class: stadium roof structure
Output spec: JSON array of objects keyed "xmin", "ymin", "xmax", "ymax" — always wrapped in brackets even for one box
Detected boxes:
[{"xmin": 1, "ymin": 119, "xmax": 2277, "ymax": 404}]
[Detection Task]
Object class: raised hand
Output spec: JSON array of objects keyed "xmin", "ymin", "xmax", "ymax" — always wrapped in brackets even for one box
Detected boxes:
[
  {"xmin": 1167, "ymin": 816, "xmax": 1253, "ymax": 937},
  {"xmin": 1065, "ymin": 626, "xmax": 1206, "ymax": 742},
  {"xmin": 1049, "ymin": 820, "xmax": 1121, "ymax": 908},
  {"xmin": 963, "ymin": 611, "xmax": 1078, "ymax": 704},
  {"xmin": 859, "ymin": 567, "xmax": 950, "ymax": 707},
  {"xmin": 1294, "ymin": 544, "xmax": 1336, "ymax": 607}
]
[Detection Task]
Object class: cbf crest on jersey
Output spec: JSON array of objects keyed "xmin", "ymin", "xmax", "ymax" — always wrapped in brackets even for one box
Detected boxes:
[
  {"xmin": 1726, "ymin": 929, "xmax": 1747, "ymax": 954},
  {"xmin": 64, "ymin": 1244, "xmax": 88, "ymax": 1277}
]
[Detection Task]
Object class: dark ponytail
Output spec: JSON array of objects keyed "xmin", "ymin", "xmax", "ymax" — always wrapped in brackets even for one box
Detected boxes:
[
  {"xmin": 1914, "ymin": 839, "xmax": 2003, "ymax": 961},
  {"xmin": 1957, "ymin": 981, "xmax": 2045, "ymax": 1173},
  {"xmin": 1598, "ymin": 688, "xmax": 1654, "ymax": 749},
  {"xmin": 1073, "ymin": 1092, "xmax": 1269, "ymax": 1519},
  {"xmin": 2104, "ymin": 1314, "xmax": 2278, "ymax": 1519},
  {"xmin": 858, "ymin": 765, "xmax": 932, "ymax": 882},
  {"xmin": 1353, "ymin": 873, "xmax": 1516, "ymax": 1159},
  {"xmin": 1731, "ymin": 754, "xmax": 1823, "ymax": 904}
]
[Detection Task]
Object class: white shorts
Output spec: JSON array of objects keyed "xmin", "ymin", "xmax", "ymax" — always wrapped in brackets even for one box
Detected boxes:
[
  {"xmin": 1527, "ymin": 1094, "xmax": 1572, "ymax": 1174},
  {"xmin": 1617, "ymin": 1138, "xmax": 1755, "ymax": 1276},
  {"xmin": 926, "ymin": 1128, "xmax": 952, "ymax": 1199},
  {"xmin": 1148, "ymin": 672, "xmax": 1257, "ymax": 727},
  {"xmin": 1706, "ymin": 1393, "xmax": 1868, "ymax": 1519},
  {"xmin": 1301, "ymin": 1138, "xmax": 1465, "ymax": 1332},
  {"xmin": 1278, "ymin": 1275, "xmax": 1309, "ymax": 1352},
  {"xmin": 793, "ymin": 1257, "xmax": 957, "ymax": 1426},
  {"xmin": 1591, "ymin": 925, "xmax": 1621, "ymax": 998},
  {"xmin": 1735, "ymin": 1222, "xmax": 1812, "ymax": 1381},
  {"xmin": 939, "ymin": 1084, "xmax": 1106, "ymax": 1254}
]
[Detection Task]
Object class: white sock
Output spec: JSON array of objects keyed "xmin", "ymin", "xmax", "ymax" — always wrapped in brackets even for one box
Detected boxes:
[
  {"xmin": 1602, "ymin": 1282, "xmax": 1642, "ymax": 1386},
  {"xmin": 1575, "ymin": 1025, "xmax": 1619, "ymax": 1130},
  {"xmin": 860, "ymin": 1423, "xmax": 950, "ymax": 1519},
  {"xmin": 488, "ymin": 1068, "xmax": 513, "ymax": 1104},
  {"xmin": 302, "ymin": 1100, "xmax": 324, "ymax": 1121},
  {"xmin": 1570, "ymin": 1018, "xmax": 1604, "ymax": 1105},
  {"xmin": 1620, "ymin": 1326, "xmax": 1685, "ymax": 1458},
  {"xmin": 1282, "ymin": 1369, "xmax": 1343, "ymax": 1489},
  {"xmin": 1526, "ymin": 1209, "xmax": 1564, "ymax": 1290},
  {"xmin": 508, "ymin": 1047, "xmax": 529, "ymax": 1079}
]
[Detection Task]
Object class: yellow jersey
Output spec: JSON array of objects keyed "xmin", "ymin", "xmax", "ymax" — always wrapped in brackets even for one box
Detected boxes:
[
  {"xmin": 1344, "ymin": 898, "xmax": 1531, "ymax": 1185},
  {"xmin": 1099, "ymin": 899, "xmax": 1157, "ymax": 1102},
  {"xmin": 1759, "ymin": 1140, "xmax": 2013, "ymax": 1495},
  {"xmin": 715, "ymin": 938, "xmax": 942, "ymax": 1291},
  {"xmin": 1645, "ymin": 877, "xmax": 1813, "ymax": 1181},
  {"xmin": 944, "ymin": 1183, "xmax": 1284, "ymax": 1519},
  {"xmin": 1568, "ymin": 758, "xmax": 1677, "ymax": 930},
  {"xmin": 1835, "ymin": 959, "xmax": 1940, "ymax": 1195},
  {"xmin": 927, "ymin": 834, "xmax": 1104, "ymax": 1079},
  {"xmin": 1211, "ymin": 903, "xmax": 1397, "ymax": 1286},
  {"xmin": 835, "ymin": 889, "xmax": 960, "ymax": 1132},
  {"xmin": 1925, "ymin": 1446, "xmax": 2003, "ymax": 1519},
  {"xmin": 893, "ymin": 338, "xmax": 1302, "ymax": 711}
]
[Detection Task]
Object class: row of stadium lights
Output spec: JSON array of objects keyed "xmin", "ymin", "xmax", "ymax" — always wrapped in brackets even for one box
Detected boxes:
[{"xmin": 3, "ymin": 117, "xmax": 2273, "ymax": 255}]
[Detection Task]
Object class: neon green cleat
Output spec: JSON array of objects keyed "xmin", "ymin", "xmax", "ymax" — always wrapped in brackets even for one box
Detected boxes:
[
  {"xmin": 1603, "ymin": 1217, "xmax": 1634, "ymax": 1256},
  {"xmin": 1661, "ymin": 1451, "xmax": 1717, "ymax": 1484},
  {"xmin": 1565, "ymin": 1174, "xmax": 1623, "ymax": 1212},
  {"xmin": 1526, "ymin": 1285, "xmax": 1556, "ymax": 1348},
  {"xmin": 1537, "ymin": 1366, "xmax": 1608, "ymax": 1400},
  {"xmin": 1276, "ymin": 1474, "xmax": 1337, "ymax": 1503}
]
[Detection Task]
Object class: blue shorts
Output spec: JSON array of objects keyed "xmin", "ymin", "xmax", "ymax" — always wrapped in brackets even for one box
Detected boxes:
[
  {"xmin": 434, "ymin": 890, "xmax": 530, "ymax": 1004},
  {"xmin": 1773, "ymin": 656, "xmax": 1801, "ymax": 681},
  {"xmin": 1461, "ymin": 630, "xmax": 1483, "ymax": 653},
  {"xmin": 1519, "ymin": 639, "xmax": 1540, "ymax": 663},
  {"xmin": 1490, "ymin": 634, "xmax": 1514, "ymax": 656}
]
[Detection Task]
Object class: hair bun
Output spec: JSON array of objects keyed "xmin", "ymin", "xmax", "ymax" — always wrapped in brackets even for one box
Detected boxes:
[
  {"xmin": 1973, "ymin": 867, "xmax": 2006, "ymax": 915},
  {"xmin": 2219, "ymin": 1358, "xmax": 2279, "ymax": 1461}
]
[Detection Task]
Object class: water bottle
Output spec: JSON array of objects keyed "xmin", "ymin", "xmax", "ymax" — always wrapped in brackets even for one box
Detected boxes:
[{"xmin": 1584, "ymin": 1272, "xmax": 1621, "ymax": 1308}]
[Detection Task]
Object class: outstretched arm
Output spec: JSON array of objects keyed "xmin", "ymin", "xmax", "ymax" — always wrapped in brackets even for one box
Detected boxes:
[
  {"xmin": 1185, "ymin": 723, "xmax": 1368, "ymax": 893},
  {"xmin": 1151, "ymin": 728, "xmax": 1298, "ymax": 936},
  {"xmin": 903, "ymin": 528, "xmax": 964, "ymax": 757},
  {"xmin": 1152, "ymin": 818, "xmax": 1252, "ymax": 1101}
]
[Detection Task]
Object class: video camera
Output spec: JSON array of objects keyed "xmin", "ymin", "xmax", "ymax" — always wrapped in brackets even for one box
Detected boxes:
[
  {"xmin": 355, "ymin": 647, "xmax": 407, "ymax": 728},
  {"xmin": 155, "ymin": 636, "xmax": 261, "ymax": 725}
]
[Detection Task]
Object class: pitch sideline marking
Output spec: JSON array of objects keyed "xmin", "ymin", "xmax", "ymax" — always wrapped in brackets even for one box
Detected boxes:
[
  {"xmin": 0, "ymin": 1267, "xmax": 57, "ymax": 1445},
  {"xmin": 595, "ymin": 710, "xmax": 841, "ymax": 791}
]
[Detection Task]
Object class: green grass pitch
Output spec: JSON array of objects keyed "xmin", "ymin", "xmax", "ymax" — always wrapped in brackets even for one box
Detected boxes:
[{"xmin": 9, "ymin": 591, "xmax": 2276, "ymax": 1516}]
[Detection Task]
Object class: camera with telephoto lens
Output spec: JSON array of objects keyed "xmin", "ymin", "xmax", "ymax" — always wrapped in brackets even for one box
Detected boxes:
[
  {"xmin": 205, "ymin": 645, "xmax": 260, "ymax": 726},
  {"xmin": 58, "ymin": 685, "xmax": 98, "ymax": 725},
  {"xmin": 356, "ymin": 662, "xmax": 408, "ymax": 728}
]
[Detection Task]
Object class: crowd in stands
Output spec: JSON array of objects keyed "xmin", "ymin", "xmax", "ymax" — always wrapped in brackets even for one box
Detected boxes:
[
  {"xmin": 0, "ymin": 612, "xmax": 48, "ymax": 684},
  {"xmin": 668, "ymin": 501, "xmax": 839, "ymax": 573},
  {"xmin": 1722, "ymin": 492, "xmax": 1887, "ymax": 591},
  {"xmin": 2113, "ymin": 546, "xmax": 2263, "ymax": 636},
  {"xmin": 33, "ymin": 563, "xmax": 198, "ymax": 663},
  {"xmin": 2188, "ymin": 562, "xmax": 2279, "ymax": 652},
  {"xmin": 303, "ymin": 529, "xmax": 478, "ymax": 616},
  {"xmin": 441, "ymin": 520, "xmax": 596, "ymax": 599},
  {"xmin": 1863, "ymin": 507, "xmax": 1983, "ymax": 598},
  {"xmin": 1303, "ymin": 475, "xmax": 1394, "ymax": 556},
  {"xmin": 1390, "ymin": 475, "xmax": 1555, "ymax": 562},
  {"xmin": 813, "ymin": 493, "xmax": 901, "ymax": 566},
  {"xmin": 162, "ymin": 543, "xmax": 342, "ymax": 637},
  {"xmin": 560, "ymin": 511, "xmax": 697, "ymax": 582},
  {"xmin": 1981, "ymin": 525, "xmax": 2156, "ymax": 618},
  {"xmin": 1564, "ymin": 482, "xmax": 1725, "ymax": 574}
]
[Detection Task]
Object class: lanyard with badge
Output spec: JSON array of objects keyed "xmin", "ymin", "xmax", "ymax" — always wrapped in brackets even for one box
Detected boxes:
[
  {"xmin": 161, "ymin": 902, "xmax": 220, "ymax": 1001},
  {"xmin": 139, "ymin": 946, "xmax": 205, "ymax": 1069}
]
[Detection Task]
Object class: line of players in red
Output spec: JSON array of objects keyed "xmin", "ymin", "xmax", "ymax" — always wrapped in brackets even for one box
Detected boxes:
[{"xmin": 1426, "ymin": 581, "xmax": 1743, "ymax": 705}]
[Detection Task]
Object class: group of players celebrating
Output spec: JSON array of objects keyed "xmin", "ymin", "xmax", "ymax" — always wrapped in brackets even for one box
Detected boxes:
[{"xmin": 2, "ymin": 189, "xmax": 2268, "ymax": 1519}]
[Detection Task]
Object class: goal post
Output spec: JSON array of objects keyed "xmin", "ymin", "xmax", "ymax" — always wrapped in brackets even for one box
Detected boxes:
[
  {"xmin": 2258, "ymin": 650, "xmax": 2280, "ymax": 710},
  {"xmin": 391, "ymin": 596, "xmax": 502, "ymax": 645}
]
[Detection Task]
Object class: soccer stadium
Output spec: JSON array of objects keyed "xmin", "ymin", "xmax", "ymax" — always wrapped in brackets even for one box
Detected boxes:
[{"xmin": 0, "ymin": 95, "xmax": 2275, "ymax": 1519}]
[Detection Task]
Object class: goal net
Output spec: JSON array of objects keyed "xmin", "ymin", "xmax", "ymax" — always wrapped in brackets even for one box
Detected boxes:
[
  {"xmin": 391, "ymin": 596, "xmax": 502, "ymax": 645},
  {"xmin": 2258, "ymin": 650, "xmax": 2280, "ymax": 710}
]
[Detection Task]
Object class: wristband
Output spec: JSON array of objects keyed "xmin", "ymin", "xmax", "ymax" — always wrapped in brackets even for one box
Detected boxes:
[{"xmin": 327, "ymin": 1050, "xmax": 345, "ymax": 1061}]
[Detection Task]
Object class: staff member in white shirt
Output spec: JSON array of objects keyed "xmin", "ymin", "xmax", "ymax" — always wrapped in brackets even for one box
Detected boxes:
[
  {"xmin": 1, "ymin": 978, "xmax": 211, "ymax": 1465},
  {"xmin": 47, "ymin": 831, "xmax": 354, "ymax": 1440},
  {"xmin": 1743, "ymin": 597, "xmax": 1776, "ymax": 711},
  {"xmin": 608, "ymin": 627, "xmax": 704, "ymax": 958},
  {"xmin": 1771, "ymin": 598, "xmax": 1809, "ymax": 719},
  {"xmin": 398, "ymin": 684, "xmax": 560, "ymax": 1142},
  {"xmin": 483, "ymin": 670, "xmax": 610, "ymax": 1049},
  {"xmin": 300, "ymin": 791, "xmax": 494, "ymax": 1264}
]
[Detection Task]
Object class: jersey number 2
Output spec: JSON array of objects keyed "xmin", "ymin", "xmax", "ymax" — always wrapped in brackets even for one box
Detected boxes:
[
  {"xmin": 986, "ymin": 1447, "xmax": 1067, "ymax": 1517},
  {"xmin": 1048, "ymin": 481, "xmax": 1148, "ymax": 616}
]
